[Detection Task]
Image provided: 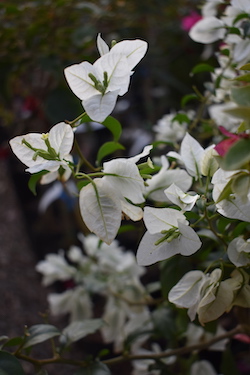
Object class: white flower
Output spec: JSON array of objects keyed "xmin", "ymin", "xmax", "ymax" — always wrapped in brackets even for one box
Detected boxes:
[
  {"xmin": 190, "ymin": 360, "xmax": 218, "ymax": 375},
  {"xmin": 79, "ymin": 146, "xmax": 152, "ymax": 244},
  {"xmin": 189, "ymin": 16, "xmax": 226, "ymax": 44},
  {"xmin": 212, "ymin": 168, "xmax": 250, "ymax": 222},
  {"xmin": 36, "ymin": 251, "xmax": 76, "ymax": 286},
  {"xmin": 136, "ymin": 207, "xmax": 202, "ymax": 266},
  {"xmin": 64, "ymin": 35, "xmax": 147, "ymax": 122},
  {"xmin": 153, "ymin": 111, "xmax": 190, "ymax": 143},
  {"xmin": 168, "ymin": 133, "xmax": 205, "ymax": 180},
  {"xmin": 164, "ymin": 183, "xmax": 199, "ymax": 211},
  {"xmin": 48, "ymin": 286, "xmax": 93, "ymax": 321},
  {"xmin": 145, "ymin": 155, "xmax": 193, "ymax": 202},
  {"xmin": 227, "ymin": 237, "xmax": 250, "ymax": 267},
  {"xmin": 169, "ymin": 268, "xmax": 243, "ymax": 324},
  {"xmin": 9, "ymin": 122, "xmax": 74, "ymax": 184},
  {"xmin": 208, "ymin": 102, "xmax": 239, "ymax": 131}
]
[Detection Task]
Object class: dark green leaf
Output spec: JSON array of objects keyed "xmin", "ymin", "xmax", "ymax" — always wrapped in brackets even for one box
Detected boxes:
[
  {"xmin": 227, "ymin": 26, "xmax": 241, "ymax": 35},
  {"xmin": 233, "ymin": 13, "xmax": 250, "ymax": 25},
  {"xmin": 23, "ymin": 324, "xmax": 60, "ymax": 348},
  {"xmin": 0, "ymin": 351, "xmax": 25, "ymax": 375},
  {"xmin": 117, "ymin": 224, "xmax": 137, "ymax": 234},
  {"xmin": 232, "ymin": 173, "xmax": 250, "ymax": 198},
  {"xmin": 233, "ymin": 73, "xmax": 250, "ymax": 82},
  {"xmin": 96, "ymin": 141, "xmax": 124, "ymax": 165},
  {"xmin": 28, "ymin": 171, "xmax": 48, "ymax": 195},
  {"xmin": 191, "ymin": 63, "xmax": 214, "ymax": 75},
  {"xmin": 2, "ymin": 337, "xmax": 24, "ymax": 349},
  {"xmin": 231, "ymin": 85, "xmax": 250, "ymax": 106},
  {"xmin": 152, "ymin": 307, "xmax": 176, "ymax": 340},
  {"xmin": 222, "ymin": 139, "xmax": 250, "ymax": 170},
  {"xmin": 160, "ymin": 257, "xmax": 192, "ymax": 298},
  {"xmin": 224, "ymin": 106, "xmax": 250, "ymax": 122},
  {"xmin": 172, "ymin": 113, "xmax": 191, "ymax": 124},
  {"xmin": 181, "ymin": 94, "xmax": 199, "ymax": 108},
  {"xmin": 74, "ymin": 362, "xmax": 111, "ymax": 375},
  {"xmin": 240, "ymin": 63, "xmax": 250, "ymax": 71},
  {"xmin": 220, "ymin": 348, "xmax": 240, "ymax": 375},
  {"xmin": 216, "ymin": 178, "xmax": 233, "ymax": 203}
]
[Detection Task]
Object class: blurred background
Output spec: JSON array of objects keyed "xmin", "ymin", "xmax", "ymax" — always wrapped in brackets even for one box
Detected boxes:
[{"xmin": 0, "ymin": 0, "xmax": 206, "ymax": 372}]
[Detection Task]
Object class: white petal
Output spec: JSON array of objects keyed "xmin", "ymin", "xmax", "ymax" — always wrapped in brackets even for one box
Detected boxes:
[
  {"xmin": 227, "ymin": 237, "xmax": 250, "ymax": 267},
  {"xmin": 190, "ymin": 360, "xmax": 217, "ymax": 375},
  {"xmin": 164, "ymin": 184, "xmax": 199, "ymax": 211},
  {"xmin": 143, "ymin": 207, "xmax": 187, "ymax": 234},
  {"xmin": 136, "ymin": 231, "xmax": 180, "ymax": 266},
  {"xmin": 79, "ymin": 178, "xmax": 121, "ymax": 244},
  {"xmin": 146, "ymin": 168, "xmax": 192, "ymax": 202},
  {"xmin": 121, "ymin": 199, "xmax": 143, "ymax": 221},
  {"xmin": 178, "ymin": 222, "xmax": 202, "ymax": 255},
  {"xmin": 111, "ymin": 39, "xmax": 148, "ymax": 70},
  {"xmin": 103, "ymin": 159, "xmax": 145, "ymax": 203},
  {"xmin": 128, "ymin": 144, "xmax": 153, "ymax": 163},
  {"xmin": 94, "ymin": 53, "xmax": 130, "ymax": 95},
  {"xmin": 64, "ymin": 61, "xmax": 98, "ymax": 101},
  {"xmin": 9, "ymin": 133, "xmax": 46, "ymax": 167},
  {"xmin": 198, "ymin": 279, "xmax": 236, "ymax": 324},
  {"xmin": 82, "ymin": 90, "xmax": 119, "ymax": 122},
  {"xmin": 180, "ymin": 133, "xmax": 204, "ymax": 179},
  {"xmin": 189, "ymin": 17, "xmax": 226, "ymax": 44},
  {"xmin": 212, "ymin": 169, "xmax": 250, "ymax": 222},
  {"xmin": 49, "ymin": 122, "xmax": 74, "ymax": 157},
  {"xmin": 97, "ymin": 33, "xmax": 109, "ymax": 56},
  {"xmin": 168, "ymin": 270, "xmax": 206, "ymax": 308}
]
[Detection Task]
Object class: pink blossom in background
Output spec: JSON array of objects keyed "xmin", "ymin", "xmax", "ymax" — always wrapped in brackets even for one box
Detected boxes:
[
  {"xmin": 214, "ymin": 126, "xmax": 249, "ymax": 156},
  {"xmin": 181, "ymin": 11, "xmax": 202, "ymax": 32}
]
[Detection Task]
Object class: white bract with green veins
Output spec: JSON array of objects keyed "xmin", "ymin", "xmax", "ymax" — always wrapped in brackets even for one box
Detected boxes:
[
  {"xmin": 136, "ymin": 207, "xmax": 202, "ymax": 266},
  {"xmin": 9, "ymin": 122, "xmax": 74, "ymax": 184},
  {"xmin": 64, "ymin": 34, "xmax": 148, "ymax": 122}
]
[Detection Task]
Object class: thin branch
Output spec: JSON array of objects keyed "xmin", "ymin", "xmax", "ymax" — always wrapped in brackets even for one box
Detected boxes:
[{"xmin": 103, "ymin": 325, "xmax": 246, "ymax": 365}]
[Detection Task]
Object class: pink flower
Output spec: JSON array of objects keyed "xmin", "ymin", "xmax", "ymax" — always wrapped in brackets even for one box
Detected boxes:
[
  {"xmin": 214, "ymin": 126, "xmax": 249, "ymax": 156},
  {"xmin": 181, "ymin": 12, "xmax": 202, "ymax": 32}
]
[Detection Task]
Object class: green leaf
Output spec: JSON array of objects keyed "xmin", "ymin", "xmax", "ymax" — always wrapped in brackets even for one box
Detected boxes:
[
  {"xmin": 96, "ymin": 141, "xmax": 124, "ymax": 165},
  {"xmin": 191, "ymin": 63, "xmax": 214, "ymax": 75},
  {"xmin": 151, "ymin": 307, "xmax": 176, "ymax": 340},
  {"xmin": 0, "ymin": 351, "xmax": 25, "ymax": 375},
  {"xmin": 28, "ymin": 171, "xmax": 48, "ymax": 195},
  {"xmin": 227, "ymin": 26, "xmax": 241, "ymax": 35},
  {"xmin": 61, "ymin": 319, "xmax": 104, "ymax": 344},
  {"xmin": 231, "ymin": 85, "xmax": 250, "ymax": 106},
  {"xmin": 233, "ymin": 73, "xmax": 250, "ymax": 82},
  {"xmin": 172, "ymin": 113, "xmax": 191, "ymax": 124},
  {"xmin": 74, "ymin": 362, "xmax": 111, "ymax": 375},
  {"xmin": 2, "ymin": 337, "xmax": 24, "ymax": 349},
  {"xmin": 102, "ymin": 116, "xmax": 122, "ymax": 142},
  {"xmin": 240, "ymin": 63, "xmax": 250, "ymax": 71},
  {"xmin": 23, "ymin": 324, "xmax": 60, "ymax": 348},
  {"xmin": 233, "ymin": 13, "xmax": 249, "ymax": 25},
  {"xmin": 232, "ymin": 173, "xmax": 250, "ymax": 198},
  {"xmin": 216, "ymin": 178, "xmax": 233, "ymax": 203},
  {"xmin": 222, "ymin": 139, "xmax": 250, "ymax": 170},
  {"xmin": 220, "ymin": 348, "xmax": 240, "ymax": 375},
  {"xmin": 160, "ymin": 257, "xmax": 192, "ymax": 298},
  {"xmin": 224, "ymin": 106, "xmax": 250, "ymax": 122},
  {"xmin": 181, "ymin": 94, "xmax": 199, "ymax": 108}
]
